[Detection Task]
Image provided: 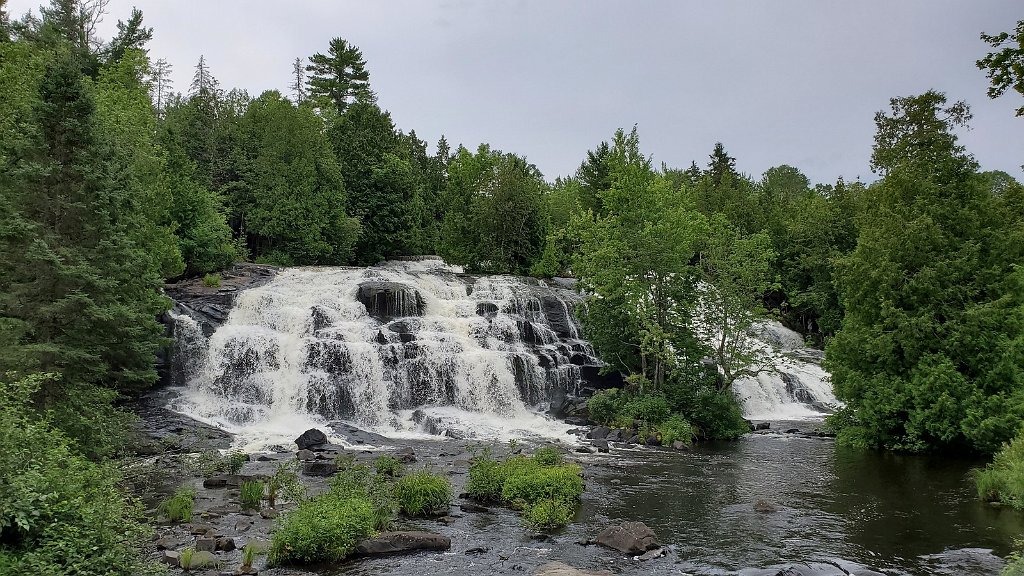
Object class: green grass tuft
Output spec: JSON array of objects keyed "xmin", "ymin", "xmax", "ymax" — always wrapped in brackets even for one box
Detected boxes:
[
  {"xmin": 393, "ymin": 470, "xmax": 451, "ymax": 516},
  {"xmin": 240, "ymin": 480, "xmax": 264, "ymax": 511},
  {"xmin": 159, "ymin": 486, "xmax": 196, "ymax": 523},
  {"xmin": 374, "ymin": 454, "xmax": 404, "ymax": 477}
]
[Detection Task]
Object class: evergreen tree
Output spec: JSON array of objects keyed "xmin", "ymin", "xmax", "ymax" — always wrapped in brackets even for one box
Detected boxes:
[
  {"xmin": 306, "ymin": 37, "xmax": 372, "ymax": 114},
  {"xmin": 149, "ymin": 57, "xmax": 171, "ymax": 117},
  {"xmin": 290, "ymin": 56, "xmax": 306, "ymax": 104},
  {"xmin": 104, "ymin": 7, "xmax": 150, "ymax": 64},
  {"xmin": 826, "ymin": 91, "xmax": 1024, "ymax": 453},
  {"xmin": 707, "ymin": 141, "xmax": 737, "ymax": 186}
]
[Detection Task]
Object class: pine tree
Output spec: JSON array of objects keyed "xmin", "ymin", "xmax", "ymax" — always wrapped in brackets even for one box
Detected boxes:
[
  {"xmin": 189, "ymin": 54, "xmax": 218, "ymax": 97},
  {"xmin": 306, "ymin": 37, "xmax": 373, "ymax": 114},
  {"xmin": 105, "ymin": 7, "xmax": 151, "ymax": 64},
  {"xmin": 707, "ymin": 142, "xmax": 736, "ymax": 186},
  {"xmin": 150, "ymin": 57, "xmax": 172, "ymax": 117}
]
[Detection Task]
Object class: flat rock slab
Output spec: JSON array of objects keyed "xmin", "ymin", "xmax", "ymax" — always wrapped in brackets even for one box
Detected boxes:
[
  {"xmin": 356, "ymin": 531, "xmax": 451, "ymax": 556},
  {"xmin": 534, "ymin": 561, "xmax": 612, "ymax": 576}
]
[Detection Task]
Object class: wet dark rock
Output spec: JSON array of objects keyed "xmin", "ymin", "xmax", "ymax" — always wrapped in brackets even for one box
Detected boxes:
[
  {"xmin": 785, "ymin": 428, "xmax": 800, "ymax": 434},
  {"xmin": 355, "ymin": 531, "xmax": 451, "ymax": 556},
  {"xmin": 606, "ymin": 429, "xmax": 623, "ymax": 442},
  {"xmin": 626, "ymin": 435, "xmax": 640, "ymax": 445},
  {"xmin": 395, "ymin": 446, "xmax": 417, "ymax": 464},
  {"xmin": 575, "ymin": 446, "xmax": 595, "ymax": 454},
  {"xmin": 754, "ymin": 499, "xmax": 780, "ymax": 513},
  {"xmin": 588, "ymin": 426, "xmax": 610, "ymax": 440},
  {"xmin": 296, "ymin": 449, "xmax": 315, "ymax": 461},
  {"xmin": 594, "ymin": 521, "xmax": 660, "ymax": 554},
  {"xmin": 357, "ymin": 282, "xmax": 425, "ymax": 318},
  {"xmin": 465, "ymin": 546, "xmax": 491, "ymax": 555},
  {"xmin": 475, "ymin": 302, "xmax": 499, "ymax": 318},
  {"xmin": 294, "ymin": 428, "xmax": 328, "ymax": 450},
  {"xmin": 591, "ymin": 440, "xmax": 610, "ymax": 453},
  {"xmin": 460, "ymin": 502, "xmax": 490, "ymax": 513},
  {"xmin": 195, "ymin": 537, "xmax": 216, "ymax": 553},
  {"xmin": 646, "ymin": 435, "xmax": 660, "ymax": 446},
  {"xmin": 671, "ymin": 440, "xmax": 689, "ymax": 451},
  {"xmin": 754, "ymin": 422, "xmax": 771, "ymax": 431},
  {"xmin": 302, "ymin": 460, "xmax": 338, "ymax": 477},
  {"xmin": 160, "ymin": 550, "xmax": 179, "ymax": 566},
  {"xmin": 203, "ymin": 476, "xmax": 227, "ymax": 488},
  {"xmin": 189, "ymin": 524, "xmax": 216, "ymax": 535},
  {"xmin": 216, "ymin": 537, "xmax": 236, "ymax": 552}
]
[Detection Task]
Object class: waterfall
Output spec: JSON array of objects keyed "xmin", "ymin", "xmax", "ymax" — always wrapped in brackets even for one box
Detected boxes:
[
  {"xmin": 170, "ymin": 259, "xmax": 600, "ymax": 446},
  {"xmin": 731, "ymin": 320, "xmax": 840, "ymax": 421}
]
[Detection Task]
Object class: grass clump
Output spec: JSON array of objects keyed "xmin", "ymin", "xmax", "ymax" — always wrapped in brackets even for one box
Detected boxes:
[
  {"xmin": 374, "ymin": 454, "xmax": 404, "ymax": 477},
  {"xmin": 975, "ymin": 431, "xmax": 1024, "ymax": 508},
  {"xmin": 393, "ymin": 470, "xmax": 452, "ymax": 516},
  {"xmin": 467, "ymin": 446, "xmax": 583, "ymax": 531},
  {"xmin": 240, "ymin": 480, "xmax": 264, "ymax": 511},
  {"xmin": 202, "ymin": 273, "xmax": 222, "ymax": 288},
  {"xmin": 656, "ymin": 415, "xmax": 695, "ymax": 446},
  {"xmin": 268, "ymin": 461, "xmax": 305, "ymax": 508},
  {"xmin": 159, "ymin": 486, "xmax": 196, "ymax": 523}
]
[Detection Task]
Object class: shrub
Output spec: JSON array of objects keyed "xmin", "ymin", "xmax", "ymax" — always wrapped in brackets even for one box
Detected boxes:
[
  {"xmin": 656, "ymin": 415, "xmax": 695, "ymax": 446},
  {"xmin": 467, "ymin": 448, "xmax": 584, "ymax": 532},
  {"xmin": 374, "ymin": 454, "xmax": 404, "ymax": 477},
  {"xmin": 586, "ymin": 389, "xmax": 622, "ymax": 425},
  {"xmin": 202, "ymin": 273, "xmax": 222, "ymax": 287},
  {"xmin": 620, "ymin": 394, "xmax": 672, "ymax": 426},
  {"xmin": 268, "ymin": 461, "xmax": 305, "ymax": 508},
  {"xmin": 227, "ymin": 451, "xmax": 248, "ymax": 474},
  {"xmin": 240, "ymin": 480, "xmax": 264, "ymax": 511},
  {"xmin": 523, "ymin": 496, "xmax": 575, "ymax": 531},
  {"xmin": 393, "ymin": 470, "xmax": 452, "ymax": 516},
  {"xmin": 159, "ymin": 486, "xmax": 197, "ymax": 522},
  {"xmin": 268, "ymin": 492, "xmax": 376, "ymax": 565},
  {"xmin": 662, "ymin": 378, "xmax": 751, "ymax": 440},
  {"xmin": 501, "ymin": 463, "xmax": 583, "ymax": 509},
  {"xmin": 0, "ymin": 374, "xmax": 155, "ymax": 575},
  {"xmin": 533, "ymin": 445, "xmax": 563, "ymax": 466},
  {"xmin": 975, "ymin": 431, "xmax": 1024, "ymax": 508}
]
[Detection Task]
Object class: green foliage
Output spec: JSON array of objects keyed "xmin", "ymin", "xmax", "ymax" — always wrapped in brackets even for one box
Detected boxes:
[
  {"xmin": 662, "ymin": 374, "xmax": 752, "ymax": 440},
  {"xmin": 466, "ymin": 448, "xmax": 583, "ymax": 531},
  {"xmin": 0, "ymin": 375, "xmax": 154, "ymax": 575},
  {"xmin": 978, "ymin": 20, "xmax": 1024, "ymax": 117},
  {"xmin": 826, "ymin": 91, "xmax": 1024, "ymax": 454},
  {"xmin": 267, "ymin": 461, "xmax": 305, "ymax": 508},
  {"xmin": 202, "ymin": 273, "xmax": 222, "ymax": 288},
  {"xmin": 240, "ymin": 480, "xmax": 264, "ymax": 511},
  {"xmin": 440, "ymin": 144, "xmax": 550, "ymax": 274},
  {"xmin": 533, "ymin": 446, "xmax": 564, "ymax": 466},
  {"xmin": 1002, "ymin": 539, "xmax": 1024, "ymax": 576},
  {"xmin": 268, "ymin": 487, "xmax": 376, "ymax": 565},
  {"xmin": 241, "ymin": 543, "xmax": 257, "ymax": 569},
  {"xmin": 393, "ymin": 470, "xmax": 452, "ymax": 516},
  {"xmin": 975, "ymin": 431, "xmax": 1024, "ymax": 507},
  {"xmin": 306, "ymin": 37, "xmax": 373, "ymax": 114},
  {"xmin": 374, "ymin": 454, "xmax": 404, "ymax": 477},
  {"xmin": 586, "ymin": 389, "xmax": 622, "ymax": 427},
  {"xmin": 523, "ymin": 496, "xmax": 575, "ymax": 532},
  {"xmin": 656, "ymin": 415, "xmax": 695, "ymax": 446},
  {"xmin": 159, "ymin": 486, "xmax": 196, "ymax": 523}
]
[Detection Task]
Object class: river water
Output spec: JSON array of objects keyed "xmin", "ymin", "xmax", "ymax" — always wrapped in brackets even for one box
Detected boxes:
[{"xmin": 319, "ymin": 424, "xmax": 1018, "ymax": 576}]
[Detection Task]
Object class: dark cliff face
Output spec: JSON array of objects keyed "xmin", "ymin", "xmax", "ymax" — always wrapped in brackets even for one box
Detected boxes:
[{"xmin": 164, "ymin": 264, "xmax": 279, "ymax": 336}]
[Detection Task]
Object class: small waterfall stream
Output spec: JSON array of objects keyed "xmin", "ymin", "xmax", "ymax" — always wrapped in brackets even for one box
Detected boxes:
[{"xmin": 168, "ymin": 259, "xmax": 839, "ymax": 447}]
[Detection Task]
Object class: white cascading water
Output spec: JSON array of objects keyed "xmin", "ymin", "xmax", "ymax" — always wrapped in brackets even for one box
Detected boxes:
[
  {"xmin": 168, "ymin": 259, "xmax": 839, "ymax": 448},
  {"xmin": 170, "ymin": 259, "xmax": 598, "ymax": 448},
  {"xmin": 731, "ymin": 320, "xmax": 840, "ymax": 421}
]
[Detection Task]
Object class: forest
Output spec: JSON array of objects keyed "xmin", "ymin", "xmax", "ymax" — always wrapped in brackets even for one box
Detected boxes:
[{"xmin": 1, "ymin": 1, "xmax": 1023, "ymax": 574}]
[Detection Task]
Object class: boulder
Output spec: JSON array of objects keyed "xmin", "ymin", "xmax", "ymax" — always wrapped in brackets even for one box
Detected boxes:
[
  {"xmin": 671, "ymin": 440, "xmax": 688, "ymax": 451},
  {"xmin": 355, "ymin": 531, "xmax": 451, "ymax": 556},
  {"xmin": 154, "ymin": 536, "xmax": 178, "ymax": 550},
  {"xmin": 294, "ymin": 428, "xmax": 328, "ymax": 450},
  {"xmin": 588, "ymin": 426, "xmax": 610, "ymax": 440},
  {"xmin": 202, "ymin": 476, "xmax": 227, "ymax": 488},
  {"xmin": 645, "ymin": 435, "xmax": 660, "ymax": 446},
  {"xmin": 594, "ymin": 521, "xmax": 660, "ymax": 554},
  {"xmin": 754, "ymin": 499, "xmax": 779, "ymax": 513},
  {"xmin": 357, "ymin": 282, "xmax": 425, "ymax": 318},
  {"xmin": 302, "ymin": 460, "xmax": 338, "ymax": 476},
  {"xmin": 754, "ymin": 422, "xmax": 771, "ymax": 431},
  {"xmin": 295, "ymin": 449, "xmax": 315, "ymax": 461},
  {"xmin": 591, "ymin": 440, "xmax": 610, "ymax": 453},
  {"xmin": 180, "ymin": 550, "xmax": 217, "ymax": 569}
]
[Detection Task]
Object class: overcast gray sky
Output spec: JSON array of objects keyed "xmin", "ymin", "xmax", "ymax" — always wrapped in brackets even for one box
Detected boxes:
[{"xmin": 9, "ymin": 1, "xmax": 1023, "ymax": 184}]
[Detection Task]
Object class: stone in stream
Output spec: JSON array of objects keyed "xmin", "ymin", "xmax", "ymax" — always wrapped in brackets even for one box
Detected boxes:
[
  {"xmin": 355, "ymin": 531, "xmax": 451, "ymax": 556},
  {"xmin": 294, "ymin": 428, "xmax": 328, "ymax": 450},
  {"xmin": 671, "ymin": 440, "xmax": 689, "ymax": 451},
  {"xmin": 159, "ymin": 550, "xmax": 179, "ymax": 566},
  {"xmin": 460, "ymin": 502, "xmax": 490, "ymax": 513},
  {"xmin": 302, "ymin": 460, "xmax": 338, "ymax": 476},
  {"xmin": 754, "ymin": 499, "xmax": 780, "ymax": 513},
  {"xmin": 594, "ymin": 521, "xmax": 660, "ymax": 554},
  {"xmin": 295, "ymin": 449, "xmax": 315, "ymax": 461},
  {"xmin": 395, "ymin": 446, "xmax": 417, "ymax": 463},
  {"xmin": 637, "ymin": 546, "xmax": 667, "ymax": 561},
  {"xmin": 194, "ymin": 537, "xmax": 216, "ymax": 553},
  {"xmin": 216, "ymin": 537, "xmax": 236, "ymax": 552},
  {"xmin": 591, "ymin": 440, "xmax": 610, "ymax": 453},
  {"xmin": 534, "ymin": 561, "xmax": 612, "ymax": 576},
  {"xmin": 588, "ymin": 426, "xmax": 610, "ymax": 440}
]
